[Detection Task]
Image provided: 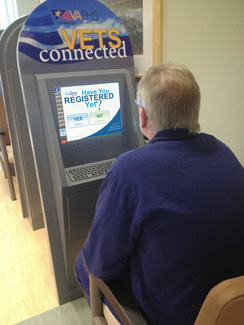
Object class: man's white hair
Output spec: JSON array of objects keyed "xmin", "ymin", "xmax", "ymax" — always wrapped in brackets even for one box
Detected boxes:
[{"xmin": 137, "ymin": 62, "xmax": 201, "ymax": 133}]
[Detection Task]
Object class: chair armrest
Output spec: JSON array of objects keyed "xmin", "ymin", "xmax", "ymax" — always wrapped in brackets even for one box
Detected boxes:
[
  {"xmin": 89, "ymin": 273, "xmax": 149, "ymax": 325},
  {"xmin": 0, "ymin": 127, "xmax": 6, "ymax": 136}
]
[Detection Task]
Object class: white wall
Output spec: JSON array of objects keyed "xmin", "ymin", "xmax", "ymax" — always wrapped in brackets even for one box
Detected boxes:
[
  {"xmin": 15, "ymin": 0, "xmax": 39, "ymax": 17},
  {"xmin": 163, "ymin": 0, "xmax": 244, "ymax": 165}
]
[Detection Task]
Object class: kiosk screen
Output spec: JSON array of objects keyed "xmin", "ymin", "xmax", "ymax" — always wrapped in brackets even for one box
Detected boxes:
[
  {"xmin": 36, "ymin": 69, "xmax": 142, "ymax": 168},
  {"xmin": 54, "ymin": 82, "xmax": 122, "ymax": 144}
]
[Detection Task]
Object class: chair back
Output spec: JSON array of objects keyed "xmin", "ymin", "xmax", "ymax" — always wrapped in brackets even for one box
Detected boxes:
[
  {"xmin": 0, "ymin": 96, "xmax": 10, "ymax": 145},
  {"xmin": 89, "ymin": 262, "xmax": 244, "ymax": 325},
  {"xmin": 194, "ymin": 275, "xmax": 244, "ymax": 325},
  {"xmin": 89, "ymin": 273, "xmax": 148, "ymax": 325},
  {"xmin": 0, "ymin": 128, "xmax": 16, "ymax": 200}
]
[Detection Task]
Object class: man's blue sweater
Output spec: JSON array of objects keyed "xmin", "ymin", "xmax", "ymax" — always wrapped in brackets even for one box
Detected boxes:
[{"xmin": 75, "ymin": 129, "xmax": 244, "ymax": 324}]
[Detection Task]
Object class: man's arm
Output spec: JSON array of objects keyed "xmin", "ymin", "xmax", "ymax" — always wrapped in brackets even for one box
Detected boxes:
[{"xmin": 75, "ymin": 166, "xmax": 139, "ymax": 299}]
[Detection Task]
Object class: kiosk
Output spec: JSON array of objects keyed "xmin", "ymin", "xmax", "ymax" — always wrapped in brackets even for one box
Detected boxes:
[{"xmin": 17, "ymin": 0, "xmax": 144, "ymax": 303}]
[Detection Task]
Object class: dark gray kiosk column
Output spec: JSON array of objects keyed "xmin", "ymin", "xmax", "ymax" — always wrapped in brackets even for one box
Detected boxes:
[
  {"xmin": 0, "ymin": 17, "xmax": 44, "ymax": 230},
  {"xmin": 17, "ymin": 0, "xmax": 144, "ymax": 304}
]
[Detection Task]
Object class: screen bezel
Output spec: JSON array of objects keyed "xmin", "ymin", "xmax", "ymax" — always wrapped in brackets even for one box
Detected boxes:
[{"xmin": 36, "ymin": 69, "xmax": 143, "ymax": 168}]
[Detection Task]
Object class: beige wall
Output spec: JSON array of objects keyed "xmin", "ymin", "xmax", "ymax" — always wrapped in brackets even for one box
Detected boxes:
[
  {"xmin": 163, "ymin": 0, "xmax": 244, "ymax": 165},
  {"xmin": 15, "ymin": 0, "xmax": 39, "ymax": 17}
]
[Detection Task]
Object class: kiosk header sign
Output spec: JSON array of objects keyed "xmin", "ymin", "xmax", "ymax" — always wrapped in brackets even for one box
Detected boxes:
[{"xmin": 18, "ymin": 0, "xmax": 133, "ymax": 65}]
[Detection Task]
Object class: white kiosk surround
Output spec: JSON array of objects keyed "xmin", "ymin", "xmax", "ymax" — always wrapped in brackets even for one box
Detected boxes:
[{"xmin": 18, "ymin": 0, "xmax": 144, "ymax": 303}]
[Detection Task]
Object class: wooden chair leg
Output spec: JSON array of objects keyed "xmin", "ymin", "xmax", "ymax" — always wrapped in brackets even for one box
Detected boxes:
[{"xmin": 0, "ymin": 135, "xmax": 16, "ymax": 200}]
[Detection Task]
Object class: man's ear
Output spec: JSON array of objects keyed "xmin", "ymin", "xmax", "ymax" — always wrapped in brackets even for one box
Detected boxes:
[
  {"xmin": 139, "ymin": 107, "xmax": 148, "ymax": 129},
  {"xmin": 139, "ymin": 107, "xmax": 156, "ymax": 140}
]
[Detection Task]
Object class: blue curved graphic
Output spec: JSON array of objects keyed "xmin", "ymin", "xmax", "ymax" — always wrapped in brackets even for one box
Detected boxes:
[
  {"xmin": 21, "ymin": 30, "xmax": 62, "ymax": 46},
  {"xmin": 18, "ymin": 0, "xmax": 134, "ymax": 65},
  {"xmin": 25, "ymin": 14, "xmax": 54, "ymax": 27}
]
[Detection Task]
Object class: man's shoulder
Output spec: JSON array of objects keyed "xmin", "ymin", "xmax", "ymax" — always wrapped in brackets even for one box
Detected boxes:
[
  {"xmin": 115, "ymin": 144, "xmax": 148, "ymax": 165},
  {"xmin": 200, "ymin": 132, "xmax": 239, "ymax": 155},
  {"xmin": 108, "ymin": 145, "xmax": 149, "ymax": 179}
]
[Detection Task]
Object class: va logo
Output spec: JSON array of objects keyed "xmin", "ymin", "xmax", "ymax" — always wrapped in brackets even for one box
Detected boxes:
[{"xmin": 52, "ymin": 10, "xmax": 83, "ymax": 21}]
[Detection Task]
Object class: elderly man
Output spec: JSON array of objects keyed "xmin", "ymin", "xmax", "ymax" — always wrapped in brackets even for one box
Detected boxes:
[{"xmin": 75, "ymin": 62, "xmax": 244, "ymax": 324}]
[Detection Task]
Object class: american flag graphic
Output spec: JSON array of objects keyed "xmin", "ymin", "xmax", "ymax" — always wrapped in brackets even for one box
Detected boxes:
[{"xmin": 52, "ymin": 10, "xmax": 72, "ymax": 21}]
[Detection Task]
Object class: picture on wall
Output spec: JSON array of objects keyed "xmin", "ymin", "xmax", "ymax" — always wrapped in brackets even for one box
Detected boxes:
[
  {"xmin": 98, "ymin": 0, "xmax": 143, "ymax": 56},
  {"xmin": 98, "ymin": 0, "xmax": 163, "ymax": 75}
]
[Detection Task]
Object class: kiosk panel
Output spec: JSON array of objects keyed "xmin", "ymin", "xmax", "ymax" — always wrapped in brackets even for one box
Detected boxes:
[
  {"xmin": 17, "ymin": 0, "xmax": 144, "ymax": 302},
  {"xmin": 36, "ymin": 69, "xmax": 141, "ymax": 169},
  {"xmin": 34, "ymin": 68, "xmax": 144, "ymax": 290}
]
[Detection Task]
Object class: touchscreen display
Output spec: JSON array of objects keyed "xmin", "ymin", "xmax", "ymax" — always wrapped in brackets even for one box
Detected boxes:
[{"xmin": 54, "ymin": 82, "xmax": 122, "ymax": 144}]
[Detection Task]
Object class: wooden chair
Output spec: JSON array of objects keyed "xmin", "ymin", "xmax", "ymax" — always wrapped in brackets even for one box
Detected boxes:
[
  {"xmin": 89, "ymin": 273, "xmax": 148, "ymax": 325},
  {"xmin": 0, "ymin": 127, "xmax": 16, "ymax": 200},
  {"xmin": 194, "ymin": 275, "xmax": 244, "ymax": 325},
  {"xmin": 0, "ymin": 92, "xmax": 16, "ymax": 200},
  {"xmin": 88, "ymin": 272, "xmax": 244, "ymax": 325}
]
